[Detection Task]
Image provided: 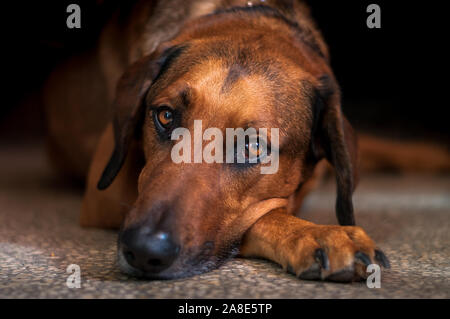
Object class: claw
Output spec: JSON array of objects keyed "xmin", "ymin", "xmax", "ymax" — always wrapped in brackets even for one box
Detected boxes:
[
  {"xmin": 374, "ymin": 249, "xmax": 391, "ymax": 268},
  {"xmin": 314, "ymin": 248, "xmax": 329, "ymax": 270},
  {"xmin": 355, "ymin": 251, "xmax": 371, "ymax": 267}
]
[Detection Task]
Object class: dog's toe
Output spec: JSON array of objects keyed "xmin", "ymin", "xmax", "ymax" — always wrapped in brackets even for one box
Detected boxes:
[
  {"xmin": 325, "ymin": 268, "xmax": 357, "ymax": 282},
  {"xmin": 298, "ymin": 263, "xmax": 322, "ymax": 280}
]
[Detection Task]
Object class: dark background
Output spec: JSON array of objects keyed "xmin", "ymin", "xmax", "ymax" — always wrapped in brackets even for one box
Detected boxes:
[{"xmin": 1, "ymin": 0, "xmax": 447, "ymax": 143}]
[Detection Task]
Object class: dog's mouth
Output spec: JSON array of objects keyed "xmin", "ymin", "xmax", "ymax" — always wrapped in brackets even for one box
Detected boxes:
[
  {"xmin": 115, "ymin": 198, "xmax": 288, "ymax": 279},
  {"xmin": 116, "ymin": 240, "xmax": 240, "ymax": 280}
]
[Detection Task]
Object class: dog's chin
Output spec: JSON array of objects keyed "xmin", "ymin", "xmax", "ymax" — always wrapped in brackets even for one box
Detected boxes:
[{"xmin": 116, "ymin": 249, "xmax": 236, "ymax": 280}]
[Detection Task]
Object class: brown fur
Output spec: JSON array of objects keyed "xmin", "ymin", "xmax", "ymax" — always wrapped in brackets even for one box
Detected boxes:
[{"xmin": 45, "ymin": 0, "xmax": 391, "ymax": 281}]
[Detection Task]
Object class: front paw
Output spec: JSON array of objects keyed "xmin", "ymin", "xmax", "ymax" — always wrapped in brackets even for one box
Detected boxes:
[{"xmin": 283, "ymin": 225, "xmax": 390, "ymax": 282}]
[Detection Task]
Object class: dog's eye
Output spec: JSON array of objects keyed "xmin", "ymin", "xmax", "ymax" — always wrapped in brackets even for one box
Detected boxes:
[
  {"xmin": 157, "ymin": 109, "xmax": 173, "ymax": 127},
  {"xmin": 153, "ymin": 106, "xmax": 175, "ymax": 132},
  {"xmin": 245, "ymin": 141, "xmax": 262, "ymax": 159},
  {"xmin": 241, "ymin": 135, "xmax": 266, "ymax": 164}
]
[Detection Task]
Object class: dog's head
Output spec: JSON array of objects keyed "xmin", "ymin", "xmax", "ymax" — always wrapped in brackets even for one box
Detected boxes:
[{"xmin": 98, "ymin": 8, "xmax": 358, "ymax": 279}]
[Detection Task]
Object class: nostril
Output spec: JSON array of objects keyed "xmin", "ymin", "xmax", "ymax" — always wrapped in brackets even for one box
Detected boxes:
[
  {"xmin": 124, "ymin": 250, "xmax": 135, "ymax": 263},
  {"xmin": 148, "ymin": 258, "xmax": 163, "ymax": 267}
]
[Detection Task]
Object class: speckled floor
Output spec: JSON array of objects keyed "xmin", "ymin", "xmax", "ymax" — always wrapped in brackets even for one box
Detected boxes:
[{"xmin": 0, "ymin": 143, "xmax": 449, "ymax": 298}]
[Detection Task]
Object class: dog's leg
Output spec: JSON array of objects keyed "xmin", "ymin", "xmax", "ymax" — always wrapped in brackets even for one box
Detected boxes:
[
  {"xmin": 287, "ymin": 160, "xmax": 328, "ymax": 215},
  {"xmin": 80, "ymin": 123, "xmax": 143, "ymax": 229},
  {"xmin": 239, "ymin": 209, "xmax": 389, "ymax": 282}
]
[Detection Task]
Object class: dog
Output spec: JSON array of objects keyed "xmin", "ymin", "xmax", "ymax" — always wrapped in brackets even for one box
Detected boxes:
[{"xmin": 44, "ymin": 0, "xmax": 391, "ymax": 281}]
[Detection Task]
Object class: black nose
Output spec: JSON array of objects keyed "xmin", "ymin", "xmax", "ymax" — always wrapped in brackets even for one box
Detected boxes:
[{"xmin": 120, "ymin": 227, "xmax": 179, "ymax": 274}]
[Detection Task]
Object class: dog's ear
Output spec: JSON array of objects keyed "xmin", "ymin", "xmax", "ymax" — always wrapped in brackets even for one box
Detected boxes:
[
  {"xmin": 310, "ymin": 75, "xmax": 359, "ymax": 226},
  {"xmin": 97, "ymin": 45, "xmax": 186, "ymax": 190}
]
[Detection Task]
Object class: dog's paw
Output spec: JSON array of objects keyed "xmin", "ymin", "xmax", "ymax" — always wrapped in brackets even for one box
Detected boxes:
[{"xmin": 283, "ymin": 225, "xmax": 390, "ymax": 282}]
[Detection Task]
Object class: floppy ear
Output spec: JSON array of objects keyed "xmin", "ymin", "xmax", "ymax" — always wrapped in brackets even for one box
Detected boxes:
[
  {"xmin": 97, "ymin": 45, "xmax": 186, "ymax": 190},
  {"xmin": 310, "ymin": 76, "xmax": 359, "ymax": 226}
]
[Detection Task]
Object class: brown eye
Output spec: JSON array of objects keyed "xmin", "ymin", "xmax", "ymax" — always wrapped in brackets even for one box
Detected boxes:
[
  {"xmin": 158, "ymin": 110, "xmax": 173, "ymax": 126},
  {"xmin": 154, "ymin": 106, "xmax": 174, "ymax": 131},
  {"xmin": 245, "ymin": 141, "xmax": 261, "ymax": 159}
]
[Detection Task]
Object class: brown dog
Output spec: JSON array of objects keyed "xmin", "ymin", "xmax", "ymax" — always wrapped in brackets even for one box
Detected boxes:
[{"xmin": 45, "ymin": 0, "xmax": 389, "ymax": 281}]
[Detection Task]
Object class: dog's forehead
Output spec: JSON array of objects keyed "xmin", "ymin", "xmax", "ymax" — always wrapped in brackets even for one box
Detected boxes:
[
  {"xmin": 149, "ymin": 51, "xmax": 314, "ymax": 130},
  {"xmin": 184, "ymin": 60, "xmax": 275, "ymax": 119}
]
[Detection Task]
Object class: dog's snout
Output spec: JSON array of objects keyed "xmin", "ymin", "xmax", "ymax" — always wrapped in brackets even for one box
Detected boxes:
[{"xmin": 120, "ymin": 227, "xmax": 179, "ymax": 274}]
